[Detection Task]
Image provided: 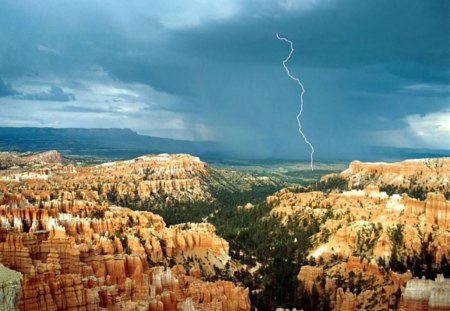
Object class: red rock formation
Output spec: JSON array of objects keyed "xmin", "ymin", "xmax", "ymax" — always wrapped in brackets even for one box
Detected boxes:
[
  {"xmin": 268, "ymin": 186, "xmax": 450, "ymax": 265},
  {"xmin": 325, "ymin": 157, "xmax": 450, "ymax": 194},
  {"xmin": 268, "ymin": 158, "xmax": 449, "ymax": 311},
  {"xmin": 297, "ymin": 266, "xmax": 323, "ymax": 294},
  {"xmin": 21, "ymin": 150, "xmax": 64, "ymax": 164},
  {"xmin": 335, "ymin": 288, "xmax": 357, "ymax": 311},
  {"xmin": 0, "ymin": 150, "xmax": 64, "ymax": 168},
  {"xmin": 0, "ymin": 154, "xmax": 213, "ymax": 207},
  {"xmin": 298, "ymin": 259, "xmax": 411, "ymax": 311},
  {"xmin": 403, "ymin": 193, "xmax": 450, "ymax": 229},
  {"xmin": 0, "ymin": 200, "xmax": 248, "ymax": 310},
  {"xmin": 1, "ymin": 152, "xmax": 280, "ymax": 209},
  {"xmin": 20, "ymin": 273, "xmax": 100, "ymax": 311},
  {"xmin": 183, "ymin": 279, "xmax": 251, "ymax": 311}
]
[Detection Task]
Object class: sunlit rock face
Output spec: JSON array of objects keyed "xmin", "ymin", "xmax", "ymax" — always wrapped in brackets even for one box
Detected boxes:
[
  {"xmin": 0, "ymin": 150, "xmax": 65, "ymax": 167},
  {"xmin": 95, "ymin": 153, "xmax": 209, "ymax": 199},
  {"xmin": 325, "ymin": 157, "xmax": 450, "ymax": 194},
  {"xmin": 0, "ymin": 200, "xmax": 248, "ymax": 310},
  {"xmin": 269, "ymin": 158, "xmax": 450, "ymax": 311},
  {"xmin": 269, "ymin": 186, "xmax": 450, "ymax": 263},
  {"xmin": 297, "ymin": 257, "xmax": 412, "ymax": 311},
  {"xmin": 0, "ymin": 153, "xmax": 212, "ymax": 207},
  {"xmin": 0, "ymin": 153, "xmax": 280, "ymax": 209},
  {"xmin": 20, "ymin": 150, "xmax": 65, "ymax": 164},
  {"xmin": 0, "ymin": 152, "xmax": 251, "ymax": 311}
]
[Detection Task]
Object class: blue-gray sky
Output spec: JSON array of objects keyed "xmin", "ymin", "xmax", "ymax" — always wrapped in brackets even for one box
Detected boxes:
[{"xmin": 0, "ymin": 0, "xmax": 449, "ymax": 159}]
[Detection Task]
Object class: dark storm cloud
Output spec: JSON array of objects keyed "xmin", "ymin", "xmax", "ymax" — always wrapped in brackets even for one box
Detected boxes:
[
  {"xmin": 0, "ymin": 0, "xmax": 448, "ymax": 157},
  {"xmin": 55, "ymin": 105, "xmax": 107, "ymax": 113},
  {"xmin": 15, "ymin": 86, "xmax": 75, "ymax": 102},
  {"xmin": 0, "ymin": 78, "xmax": 75, "ymax": 102},
  {"xmin": 171, "ymin": 0, "xmax": 449, "ymax": 79},
  {"xmin": 55, "ymin": 104, "xmax": 144, "ymax": 114},
  {"xmin": 0, "ymin": 78, "xmax": 18, "ymax": 97}
]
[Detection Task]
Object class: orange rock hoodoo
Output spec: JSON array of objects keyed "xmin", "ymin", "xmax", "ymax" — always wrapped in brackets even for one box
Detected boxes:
[
  {"xmin": 269, "ymin": 186, "xmax": 450, "ymax": 262},
  {"xmin": 1, "ymin": 154, "xmax": 212, "ymax": 208},
  {"xmin": 0, "ymin": 200, "xmax": 249, "ymax": 310},
  {"xmin": 330, "ymin": 157, "xmax": 450, "ymax": 192},
  {"xmin": 270, "ymin": 157, "xmax": 450, "ymax": 311},
  {"xmin": 0, "ymin": 153, "xmax": 252, "ymax": 310}
]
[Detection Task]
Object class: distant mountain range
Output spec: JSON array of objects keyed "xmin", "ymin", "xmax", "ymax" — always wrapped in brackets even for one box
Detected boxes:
[
  {"xmin": 351, "ymin": 146, "xmax": 450, "ymax": 162},
  {"xmin": 0, "ymin": 127, "xmax": 449, "ymax": 162},
  {"xmin": 0, "ymin": 127, "xmax": 220, "ymax": 159}
]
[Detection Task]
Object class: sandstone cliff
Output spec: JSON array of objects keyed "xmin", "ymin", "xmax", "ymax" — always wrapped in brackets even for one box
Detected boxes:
[
  {"xmin": 269, "ymin": 185, "xmax": 450, "ymax": 262},
  {"xmin": 0, "ymin": 199, "xmax": 249, "ymax": 310},
  {"xmin": 268, "ymin": 158, "xmax": 450, "ymax": 310},
  {"xmin": 0, "ymin": 150, "xmax": 64, "ymax": 168},
  {"xmin": 0, "ymin": 153, "xmax": 281, "ymax": 209},
  {"xmin": 297, "ymin": 257, "xmax": 412, "ymax": 311},
  {"xmin": 323, "ymin": 157, "xmax": 450, "ymax": 198}
]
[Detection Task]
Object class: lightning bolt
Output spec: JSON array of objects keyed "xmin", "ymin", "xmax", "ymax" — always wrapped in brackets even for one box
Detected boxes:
[{"xmin": 276, "ymin": 33, "xmax": 315, "ymax": 171}]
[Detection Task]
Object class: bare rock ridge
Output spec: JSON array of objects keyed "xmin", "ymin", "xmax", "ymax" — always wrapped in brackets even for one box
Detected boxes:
[
  {"xmin": 324, "ymin": 157, "xmax": 450, "ymax": 197},
  {"xmin": 269, "ymin": 157, "xmax": 450, "ymax": 310},
  {"xmin": 21, "ymin": 150, "xmax": 64, "ymax": 164},
  {"xmin": 269, "ymin": 187, "xmax": 450, "ymax": 260},
  {"xmin": 0, "ymin": 150, "xmax": 65, "ymax": 169},
  {"xmin": 0, "ymin": 153, "xmax": 211, "ymax": 207},
  {"xmin": 0, "ymin": 153, "xmax": 280, "ymax": 209}
]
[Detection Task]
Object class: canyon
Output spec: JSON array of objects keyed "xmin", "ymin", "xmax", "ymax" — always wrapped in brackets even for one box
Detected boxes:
[
  {"xmin": 0, "ymin": 152, "xmax": 449, "ymax": 310},
  {"xmin": 0, "ymin": 153, "xmax": 256, "ymax": 310},
  {"xmin": 0, "ymin": 152, "xmax": 281, "ymax": 210},
  {"xmin": 0, "ymin": 197, "xmax": 250, "ymax": 310},
  {"xmin": 267, "ymin": 158, "xmax": 450, "ymax": 310}
]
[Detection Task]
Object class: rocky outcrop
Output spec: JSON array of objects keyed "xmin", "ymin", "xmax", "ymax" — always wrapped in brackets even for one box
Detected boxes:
[
  {"xmin": 268, "ymin": 186, "xmax": 450, "ymax": 263},
  {"xmin": 0, "ymin": 263, "xmax": 22, "ymax": 311},
  {"xmin": 21, "ymin": 150, "xmax": 64, "ymax": 164},
  {"xmin": 184, "ymin": 280, "xmax": 251, "ymax": 311},
  {"xmin": 297, "ymin": 257, "xmax": 411, "ymax": 311},
  {"xmin": 0, "ymin": 150, "xmax": 65, "ymax": 169},
  {"xmin": 0, "ymin": 199, "xmax": 247, "ymax": 310},
  {"xmin": 0, "ymin": 153, "xmax": 211, "ymax": 207},
  {"xmin": 400, "ymin": 274, "xmax": 450, "ymax": 311},
  {"xmin": 324, "ymin": 157, "xmax": 450, "ymax": 196},
  {"xmin": 0, "ymin": 153, "xmax": 281, "ymax": 209},
  {"xmin": 403, "ymin": 192, "xmax": 450, "ymax": 228},
  {"xmin": 297, "ymin": 266, "xmax": 323, "ymax": 294},
  {"xmin": 0, "ymin": 153, "xmax": 250, "ymax": 310},
  {"xmin": 335, "ymin": 287, "xmax": 357, "ymax": 311},
  {"xmin": 269, "ymin": 158, "xmax": 450, "ymax": 310}
]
